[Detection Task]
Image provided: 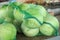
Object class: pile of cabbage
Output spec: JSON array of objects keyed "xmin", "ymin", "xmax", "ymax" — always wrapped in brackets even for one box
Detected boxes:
[{"xmin": 0, "ymin": 2, "xmax": 59, "ymax": 39}]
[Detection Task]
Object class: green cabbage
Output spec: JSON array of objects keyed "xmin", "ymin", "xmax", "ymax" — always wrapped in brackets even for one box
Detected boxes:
[
  {"xmin": 40, "ymin": 14, "xmax": 59, "ymax": 36},
  {"xmin": 0, "ymin": 7, "xmax": 7, "ymax": 24},
  {"xmin": 14, "ymin": 8, "xmax": 25, "ymax": 23},
  {"xmin": 0, "ymin": 23, "xmax": 16, "ymax": 40},
  {"xmin": 0, "ymin": 5, "xmax": 14, "ymax": 23},
  {"xmin": 0, "ymin": 2, "xmax": 59, "ymax": 37},
  {"xmin": 21, "ymin": 19, "xmax": 39, "ymax": 37}
]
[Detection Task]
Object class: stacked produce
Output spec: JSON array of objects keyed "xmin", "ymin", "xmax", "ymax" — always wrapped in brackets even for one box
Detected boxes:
[{"xmin": 0, "ymin": 2, "xmax": 59, "ymax": 39}]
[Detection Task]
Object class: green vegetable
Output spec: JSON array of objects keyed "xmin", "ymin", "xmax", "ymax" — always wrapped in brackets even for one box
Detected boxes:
[
  {"xmin": 0, "ymin": 23, "xmax": 16, "ymax": 40},
  {"xmin": 0, "ymin": 18, "xmax": 4, "ymax": 24},
  {"xmin": 25, "ymin": 5, "xmax": 43, "ymax": 24},
  {"xmin": 0, "ymin": 7, "xmax": 7, "ymax": 24},
  {"xmin": 14, "ymin": 8, "xmax": 25, "ymax": 23},
  {"xmin": 40, "ymin": 24, "xmax": 55, "ymax": 36},
  {"xmin": 0, "ymin": 2, "xmax": 59, "ymax": 37},
  {"xmin": 21, "ymin": 19, "xmax": 39, "ymax": 37},
  {"xmin": 44, "ymin": 14, "xmax": 59, "ymax": 29},
  {"xmin": 40, "ymin": 14, "xmax": 59, "ymax": 36},
  {"xmin": 19, "ymin": 3, "xmax": 32, "ymax": 10},
  {"xmin": 20, "ymin": 4, "xmax": 47, "ymax": 17},
  {"xmin": 0, "ymin": 5, "xmax": 14, "ymax": 23},
  {"xmin": 7, "ymin": 6, "xmax": 14, "ymax": 19}
]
